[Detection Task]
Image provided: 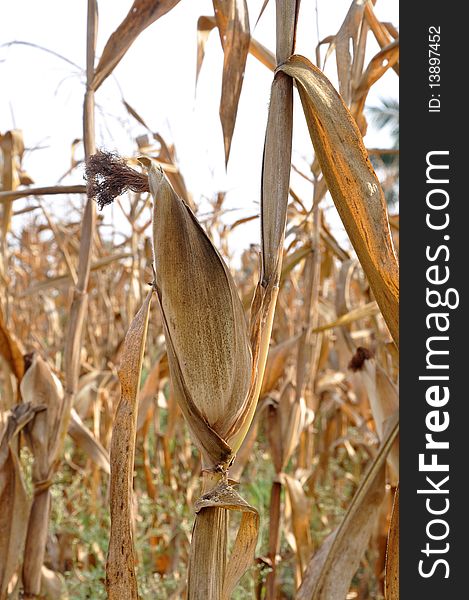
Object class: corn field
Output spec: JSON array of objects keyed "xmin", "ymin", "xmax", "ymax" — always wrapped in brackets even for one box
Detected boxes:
[{"xmin": 0, "ymin": 1, "xmax": 399, "ymax": 599}]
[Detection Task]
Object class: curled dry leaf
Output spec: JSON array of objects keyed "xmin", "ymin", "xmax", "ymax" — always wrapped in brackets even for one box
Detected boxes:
[
  {"xmin": 278, "ymin": 55, "xmax": 399, "ymax": 347},
  {"xmin": 352, "ymin": 40, "xmax": 400, "ymax": 122},
  {"xmin": 297, "ymin": 413, "xmax": 399, "ymax": 600},
  {"xmin": 364, "ymin": 1, "xmax": 399, "ymax": 75},
  {"xmin": 106, "ymin": 290, "xmax": 152, "ymax": 600},
  {"xmin": 92, "ymin": 0, "xmax": 182, "ymax": 91}
]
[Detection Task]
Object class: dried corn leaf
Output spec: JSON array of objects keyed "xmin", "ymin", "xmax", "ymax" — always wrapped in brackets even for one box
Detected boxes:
[
  {"xmin": 283, "ymin": 474, "xmax": 312, "ymax": 575},
  {"xmin": 266, "ymin": 398, "xmax": 283, "ymax": 474},
  {"xmin": 136, "ymin": 341, "xmax": 166, "ymax": 432},
  {"xmin": 334, "ymin": 0, "xmax": 367, "ymax": 105},
  {"xmin": 312, "ymin": 301, "xmax": 379, "ymax": 334},
  {"xmin": 0, "ymin": 404, "xmax": 43, "ymax": 600},
  {"xmin": 0, "ymin": 184, "xmax": 86, "ymax": 203},
  {"xmin": 383, "ymin": 22, "xmax": 399, "ymax": 40},
  {"xmin": 280, "ymin": 242, "xmax": 312, "ymax": 282},
  {"xmin": 213, "ymin": 0, "xmax": 251, "ymax": 163},
  {"xmin": 364, "ymin": 3, "xmax": 399, "ymax": 75},
  {"xmin": 279, "ymin": 385, "xmax": 308, "ymax": 470},
  {"xmin": 21, "ymin": 353, "xmax": 68, "ymax": 469},
  {"xmin": 261, "ymin": 336, "xmax": 298, "ymax": 396},
  {"xmin": 352, "ymin": 40, "xmax": 399, "ymax": 120},
  {"xmin": 123, "ymin": 99, "xmax": 151, "ymax": 131},
  {"xmin": 68, "ymin": 408, "xmax": 110, "ymax": 474},
  {"xmin": 106, "ymin": 290, "xmax": 152, "ymax": 599},
  {"xmin": 20, "ymin": 252, "xmax": 133, "ymax": 297},
  {"xmin": 278, "ymin": 56, "xmax": 399, "ymax": 347},
  {"xmin": 385, "ymin": 485, "xmax": 399, "ymax": 600},
  {"xmin": 249, "ymin": 37, "xmax": 275, "ymax": 71},
  {"xmin": 197, "ymin": 16, "xmax": 217, "ymax": 83},
  {"xmin": 255, "ymin": 0, "xmax": 270, "ymax": 27},
  {"xmin": 297, "ymin": 413, "xmax": 398, "ymax": 600},
  {"xmin": 190, "ymin": 480, "xmax": 259, "ymax": 600},
  {"xmin": 349, "ymin": 347, "xmax": 399, "ymax": 477},
  {"xmin": 229, "ymin": 398, "xmax": 267, "ymax": 482},
  {"xmin": 0, "ymin": 307, "xmax": 24, "ymax": 384},
  {"xmin": 153, "ymin": 133, "xmax": 193, "ymax": 208},
  {"xmin": 350, "ymin": 6, "xmax": 369, "ymax": 99},
  {"xmin": 316, "ymin": 36, "xmax": 336, "ymax": 73},
  {"xmin": 350, "ymin": 348, "xmax": 398, "ymax": 440},
  {"xmin": 200, "ymin": 18, "xmax": 275, "ymax": 78},
  {"xmin": 261, "ymin": 74, "xmax": 293, "ymax": 285},
  {"xmin": 92, "ymin": 0, "xmax": 182, "ymax": 91}
]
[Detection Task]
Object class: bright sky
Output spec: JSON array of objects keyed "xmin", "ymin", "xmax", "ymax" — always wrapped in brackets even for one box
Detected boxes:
[{"xmin": 1, "ymin": 0, "xmax": 399, "ymax": 257}]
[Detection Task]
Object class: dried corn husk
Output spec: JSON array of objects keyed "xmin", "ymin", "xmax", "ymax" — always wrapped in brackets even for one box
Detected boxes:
[{"xmin": 144, "ymin": 159, "xmax": 252, "ymax": 469}]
